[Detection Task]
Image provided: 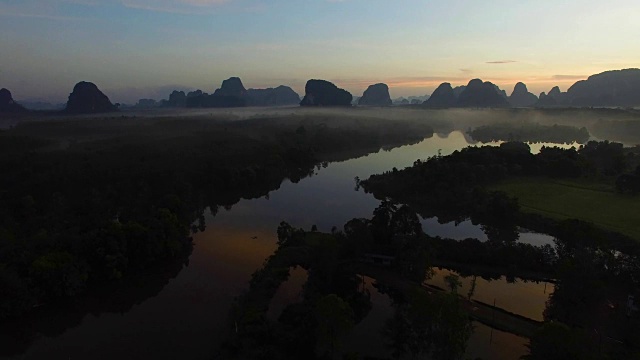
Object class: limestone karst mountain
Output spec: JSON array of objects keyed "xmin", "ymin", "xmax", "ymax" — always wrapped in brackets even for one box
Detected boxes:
[
  {"xmin": 424, "ymin": 80, "xmax": 509, "ymax": 108},
  {"xmin": 509, "ymin": 82, "xmax": 538, "ymax": 107},
  {"xmin": 422, "ymin": 83, "xmax": 457, "ymax": 108},
  {"xmin": 0, "ymin": 88, "xmax": 28, "ymax": 113},
  {"xmin": 246, "ymin": 86, "xmax": 300, "ymax": 106},
  {"xmin": 456, "ymin": 79, "xmax": 510, "ymax": 108},
  {"xmin": 213, "ymin": 77, "xmax": 247, "ymax": 98},
  {"xmin": 300, "ymin": 79, "xmax": 352, "ymax": 106},
  {"xmin": 164, "ymin": 79, "xmax": 300, "ymax": 108},
  {"xmin": 535, "ymin": 86, "xmax": 567, "ymax": 108},
  {"xmin": 65, "ymin": 82, "xmax": 117, "ymax": 114},
  {"xmin": 566, "ymin": 68, "xmax": 640, "ymax": 107},
  {"xmin": 358, "ymin": 83, "xmax": 392, "ymax": 106}
]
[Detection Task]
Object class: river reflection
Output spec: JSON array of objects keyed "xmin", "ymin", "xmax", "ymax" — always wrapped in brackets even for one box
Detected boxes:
[
  {"xmin": 4, "ymin": 131, "xmax": 575, "ymax": 360},
  {"xmin": 421, "ymin": 217, "xmax": 555, "ymax": 247},
  {"xmin": 426, "ymin": 269, "xmax": 554, "ymax": 321},
  {"xmin": 343, "ymin": 276, "xmax": 530, "ymax": 359}
]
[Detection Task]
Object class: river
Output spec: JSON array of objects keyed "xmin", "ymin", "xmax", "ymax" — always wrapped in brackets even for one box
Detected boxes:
[{"xmin": 5, "ymin": 131, "xmax": 572, "ymax": 360}]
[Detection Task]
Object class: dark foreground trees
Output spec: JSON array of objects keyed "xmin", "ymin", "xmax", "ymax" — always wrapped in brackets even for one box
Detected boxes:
[
  {"xmin": 0, "ymin": 115, "xmax": 434, "ymax": 321},
  {"xmin": 383, "ymin": 288, "xmax": 472, "ymax": 360}
]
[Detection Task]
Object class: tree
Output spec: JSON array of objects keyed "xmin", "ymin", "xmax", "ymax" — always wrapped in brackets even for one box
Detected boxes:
[
  {"xmin": 371, "ymin": 201, "xmax": 397, "ymax": 244},
  {"xmin": 314, "ymin": 294, "xmax": 354, "ymax": 359},
  {"xmin": 444, "ymin": 274, "xmax": 462, "ymax": 294},
  {"xmin": 382, "ymin": 307, "xmax": 412, "ymax": 359},
  {"xmin": 30, "ymin": 251, "xmax": 88, "ymax": 297},
  {"xmin": 384, "ymin": 288, "xmax": 472, "ymax": 360},
  {"xmin": 467, "ymin": 275, "xmax": 477, "ymax": 300},
  {"xmin": 390, "ymin": 205, "xmax": 422, "ymax": 239},
  {"xmin": 524, "ymin": 322, "xmax": 603, "ymax": 360},
  {"xmin": 430, "ymin": 293, "xmax": 473, "ymax": 360},
  {"xmin": 616, "ymin": 174, "xmax": 640, "ymax": 194}
]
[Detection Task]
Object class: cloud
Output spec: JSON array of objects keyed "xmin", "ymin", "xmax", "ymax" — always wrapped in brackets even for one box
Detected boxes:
[
  {"xmin": 62, "ymin": 0, "xmax": 103, "ymax": 5},
  {"xmin": 179, "ymin": 0, "xmax": 228, "ymax": 6},
  {"xmin": 120, "ymin": 0, "xmax": 229, "ymax": 13},
  {"xmin": 459, "ymin": 68, "xmax": 472, "ymax": 73},
  {"xmin": 486, "ymin": 60, "xmax": 517, "ymax": 64},
  {"xmin": 552, "ymin": 74, "xmax": 587, "ymax": 80},
  {"xmin": 0, "ymin": 11, "xmax": 89, "ymax": 21},
  {"xmin": 0, "ymin": 1, "xmax": 89, "ymax": 21},
  {"xmin": 254, "ymin": 43, "xmax": 289, "ymax": 51},
  {"xmin": 331, "ymin": 76, "xmax": 476, "ymax": 89}
]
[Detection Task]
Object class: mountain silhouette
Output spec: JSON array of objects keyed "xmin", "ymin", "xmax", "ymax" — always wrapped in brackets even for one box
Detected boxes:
[
  {"xmin": 535, "ymin": 86, "xmax": 567, "ymax": 107},
  {"xmin": 0, "ymin": 88, "xmax": 28, "ymax": 113},
  {"xmin": 300, "ymin": 79, "xmax": 352, "ymax": 106},
  {"xmin": 181, "ymin": 77, "xmax": 246, "ymax": 108},
  {"xmin": 456, "ymin": 79, "xmax": 510, "ymax": 108},
  {"xmin": 213, "ymin": 77, "xmax": 247, "ymax": 98},
  {"xmin": 64, "ymin": 82, "xmax": 117, "ymax": 114},
  {"xmin": 424, "ymin": 80, "xmax": 509, "ymax": 108},
  {"xmin": 174, "ymin": 78, "xmax": 299, "ymax": 108},
  {"xmin": 422, "ymin": 83, "xmax": 457, "ymax": 108},
  {"xmin": 452, "ymin": 86, "xmax": 466, "ymax": 98},
  {"xmin": 358, "ymin": 83, "xmax": 392, "ymax": 106},
  {"xmin": 246, "ymin": 86, "xmax": 300, "ymax": 106},
  {"xmin": 566, "ymin": 68, "xmax": 640, "ymax": 107},
  {"xmin": 509, "ymin": 82, "xmax": 538, "ymax": 107},
  {"xmin": 165, "ymin": 90, "xmax": 187, "ymax": 107}
]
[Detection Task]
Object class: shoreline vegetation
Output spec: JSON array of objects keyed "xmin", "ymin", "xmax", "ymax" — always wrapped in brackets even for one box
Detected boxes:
[
  {"xmin": 359, "ymin": 140, "xmax": 640, "ymax": 359},
  {"xmin": 468, "ymin": 123, "xmax": 590, "ymax": 144}
]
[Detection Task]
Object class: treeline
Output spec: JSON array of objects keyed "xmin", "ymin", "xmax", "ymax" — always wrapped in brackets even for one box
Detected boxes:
[
  {"xmin": 361, "ymin": 140, "xmax": 640, "ymax": 257},
  {"xmin": 0, "ymin": 115, "xmax": 434, "ymax": 321},
  {"xmin": 362, "ymin": 140, "xmax": 635, "ymax": 226},
  {"xmin": 468, "ymin": 123, "xmax": 590, "ymax": 144}
]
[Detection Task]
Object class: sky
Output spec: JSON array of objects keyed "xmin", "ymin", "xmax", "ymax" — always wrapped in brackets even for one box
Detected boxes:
[{"xmin": 1, "ymin": 0, "xmax": 639, "ymax": 103}]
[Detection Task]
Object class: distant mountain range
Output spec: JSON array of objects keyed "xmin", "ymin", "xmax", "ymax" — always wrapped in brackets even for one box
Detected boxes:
[
  {"xmin": 423, "ymin": 79, "xmax": 510, "ymax": 108},
  {"xmin": 539, "ymin": 69, "xmax": 640, "ymax": 108},
  {"xmin": 159, "ymin": 77, "xmax": 301, "ymax": 109},
  {"xmin": 4, "ymin": 68, "xmax": 640, "ymax": 113},
  {"xmin": 422, "ymin": 68, "xmax": 640, "ymax": 109},
  {"xmin": 393, "ymin": 95, "xmax": 430, "ymax": 105},
  {"xmin": 14, "ymin": 99, "xmax": 65, "ymax": 111}
]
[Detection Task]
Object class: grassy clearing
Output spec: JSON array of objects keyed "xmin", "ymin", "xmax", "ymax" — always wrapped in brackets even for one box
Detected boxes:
[{"xmin": 490, "ymin": 177, "xmax": 640, "ymax": 240}]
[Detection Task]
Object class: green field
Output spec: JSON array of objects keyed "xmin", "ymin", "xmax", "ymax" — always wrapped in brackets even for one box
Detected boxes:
[{"xmin": 490, "ymin": 178, "xmax": 640, "ymax": 240}]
